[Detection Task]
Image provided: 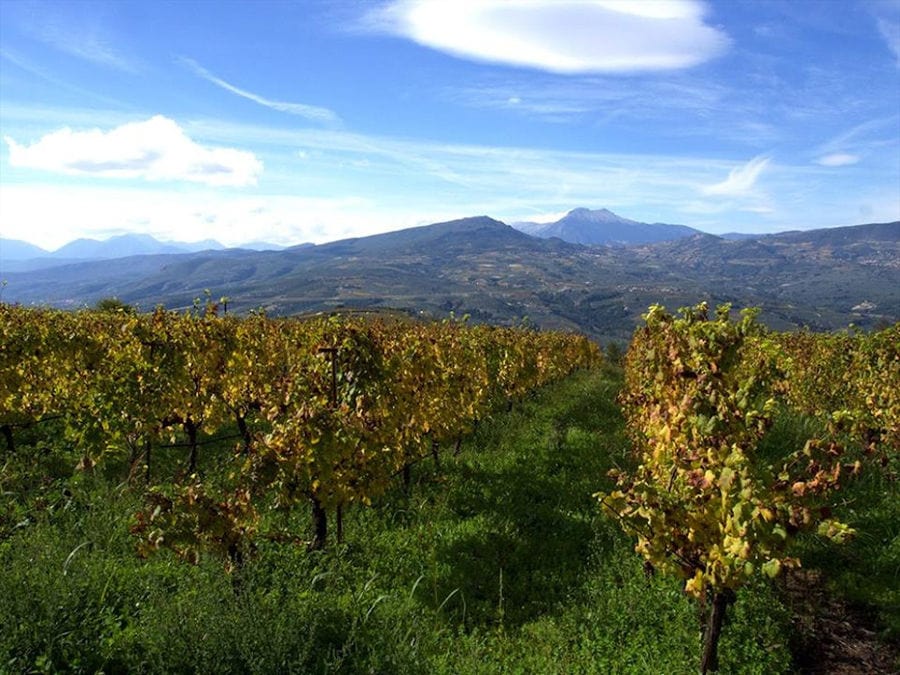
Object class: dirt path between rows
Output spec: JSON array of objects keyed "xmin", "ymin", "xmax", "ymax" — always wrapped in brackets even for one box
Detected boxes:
[{"xmin": 782, "ymin": 569, "xmax": 898, "ymax": 674}]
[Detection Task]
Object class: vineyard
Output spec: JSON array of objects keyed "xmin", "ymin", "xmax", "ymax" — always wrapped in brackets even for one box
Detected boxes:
[
  {"xmin": 1, "ymin": 303, "xmax": 600, "ymax": 556},
  {"xmin": 1, "ymin": 302, "xmax": 897, "ymax": 673}
]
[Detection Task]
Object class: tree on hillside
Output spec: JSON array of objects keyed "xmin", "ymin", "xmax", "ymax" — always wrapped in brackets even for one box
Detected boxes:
[{"xmin": 94, "ymin": 297, "xmax": 135, "ymax": 314}]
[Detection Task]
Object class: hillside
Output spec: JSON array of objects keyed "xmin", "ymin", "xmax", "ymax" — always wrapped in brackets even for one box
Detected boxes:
[{"xmin": 2, "ymin": 218, "xmax": 898, "ymax": 343}]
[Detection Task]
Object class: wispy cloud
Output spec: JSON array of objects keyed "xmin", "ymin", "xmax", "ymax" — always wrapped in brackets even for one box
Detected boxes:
[
  {"xmin": 812, "ymin": 116, "xmax": 900, "ymax": 165},
  {"xmin": 43, "ymin": 31, "xmax": 133, "ymax": 72},
  {"xmin": 17, "ymin": 8, "xmax": 136, "ymax": 72},
  {"xmin": 817, "ymin": 153, "xmax": 860, "ymax": 167},
  {"xmin": 442, "ymin": 74, "xmax": 784, "ymax": 145},
  {"xmin": 878, "ymin": 17, "xmax": 900, "ymax": 66},
  {"xmin": 363, "ymin": 0, "xmax": 730, "ymax": 74},
  {"xmin": 5, "ymin": 115, "xmax": 262, "ymax": 187},
  {"xmin": 872, "ymin": 0, "xmax": 900, "ymax": 68},
  {"xmin": 0, "ymin": 49, "xmax": 130, "ymax": 108},
  {"xmin": 182, "ymin": 116, "xmax": 777, "ymax": 220},
  {"xmin": 180, "ymin": 58, "xmax": 340, "ymax": 125},
  {"xmin": 680, "ymin": 199, "xmax": 775, "ymax": 217},
  {"xmin": 701, "ymin": 155, "xmax": 770, "ymax": 196}
]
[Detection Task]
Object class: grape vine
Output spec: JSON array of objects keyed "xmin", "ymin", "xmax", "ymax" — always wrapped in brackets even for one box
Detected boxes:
[{"xmin": 596, "ymin": 304, "xmax": 891, "ymax": 673}]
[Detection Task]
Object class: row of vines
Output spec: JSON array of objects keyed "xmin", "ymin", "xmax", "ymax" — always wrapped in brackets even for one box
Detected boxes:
[
  {"xmin": 600, "ymin": 303, "xmax": 898, "ymax": 672},
  {"xmin": 1, "ymin": 303, "xmax": 601, "ymax": 563}
]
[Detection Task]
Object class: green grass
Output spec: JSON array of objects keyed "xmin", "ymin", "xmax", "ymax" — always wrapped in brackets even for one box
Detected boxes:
[{"xmin": 2, "ymin": 367, "xmax": 893, "ymax": 673}]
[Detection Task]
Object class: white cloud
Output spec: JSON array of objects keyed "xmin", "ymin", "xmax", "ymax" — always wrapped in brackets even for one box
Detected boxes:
[
  {"xmin": 181, "ymin": 58, "xmax": 340, "ymax": 124},
  {"xmin": 817, "ymin": 153, "xmax": 860, "ymax": 167},
  {"xmin": 0, "ymin": 183, "xmax": 410, "ymax": 251},
  {"xmin": 5, "ymin": 116, "xmax": 263, "ymax": 187},
  {"xmin": 701, "ymin": 155, "xmax": 770, "ymax": 196},
  {"xmin": 2, "ymin": 111, "xmax": 897, "ymax": 249},
  {"xmin": 365, "ymin": 0, "xmax": 729, "ymax": 74}
]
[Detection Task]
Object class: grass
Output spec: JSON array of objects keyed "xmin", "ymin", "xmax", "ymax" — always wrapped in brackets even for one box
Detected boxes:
[
  {"xmin": 1, "ymin": 366, "xmax": 894, "ymax": 673},
  {"xmin": 792, "ymin": 452, "xmax": 900, "ymax": 640}
]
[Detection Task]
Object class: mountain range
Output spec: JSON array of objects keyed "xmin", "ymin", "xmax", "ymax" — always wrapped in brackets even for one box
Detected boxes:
[
  {"xmin": 2, "ymin": 210, "xmax": 897, "ymax": 344},
  {"xmin": 2, "ymin": 207, "xmax": 706, "ymax": 271},
  {"xmin": 0, "ymin": 234, "xmax": 286, "ymax": 273}
]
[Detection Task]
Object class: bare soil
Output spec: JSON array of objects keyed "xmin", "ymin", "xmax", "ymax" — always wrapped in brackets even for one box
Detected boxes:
[{"xmin": 782, "ymin": 569, "xmax": 899, "ymax": 674}]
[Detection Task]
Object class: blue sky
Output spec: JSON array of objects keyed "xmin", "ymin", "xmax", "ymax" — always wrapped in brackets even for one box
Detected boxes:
[{"xmin": 1, "ymin": 0, "xmax": 899, "ymax": 250}]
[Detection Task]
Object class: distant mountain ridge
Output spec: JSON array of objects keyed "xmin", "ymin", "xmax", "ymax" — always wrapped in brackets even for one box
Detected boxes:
[
  {"xmin": 1, "ymin": 238, "xmax": 50, "ymax": 260},
  {"xmin": 52, "ymin": 234, "xmax": 225, "ymax": 260},
  {"xmin": 0, "ymin": 233, "xmax": 225, "ymax": 262},
  {"xmin": 0, "ymin": 234, "xmax": 287, "ymax": 273},
  {"xmin": 513, "ymin": 208, "xmax": 701, "ymax": 245},
  {"xmin": 2, "ymin": 216, "xmax": 897, "ymax": 343}
]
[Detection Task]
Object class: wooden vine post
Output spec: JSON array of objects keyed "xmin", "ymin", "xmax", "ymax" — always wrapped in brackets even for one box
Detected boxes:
[{"xmin": 312, "ymin": 345, "xmax": 340, "ymax": 551}]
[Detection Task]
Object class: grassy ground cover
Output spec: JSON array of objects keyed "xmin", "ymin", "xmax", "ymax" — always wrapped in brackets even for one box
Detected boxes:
[{"xmin": 1, "ymin": 367, "xmax": 896, "ymax": 673}]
